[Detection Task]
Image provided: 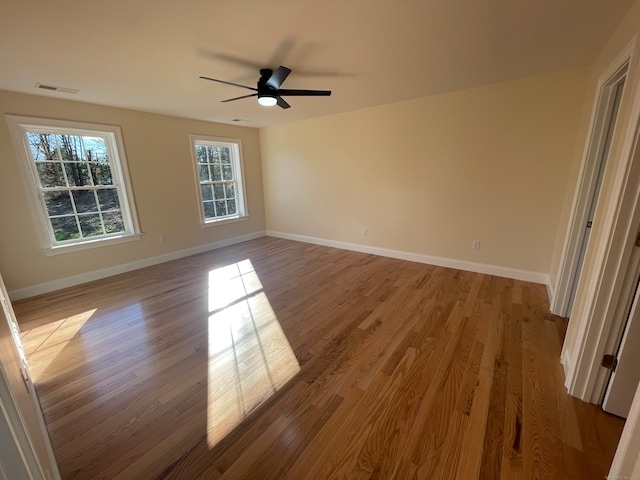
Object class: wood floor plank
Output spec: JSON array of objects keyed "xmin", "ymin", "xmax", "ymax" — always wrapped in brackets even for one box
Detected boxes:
[
  {"xmin": 13, "ymin": 237, "xmax": 625, "ymax": 480},
  {"xmin": 500, "ymin": 305, "xmax": 524, "ymax": 479}
]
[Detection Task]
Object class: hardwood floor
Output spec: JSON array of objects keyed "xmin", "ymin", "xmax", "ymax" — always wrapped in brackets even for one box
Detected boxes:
[{"xmin": 14, "ymin": 237, "xmax": 624, "ymax": 479}]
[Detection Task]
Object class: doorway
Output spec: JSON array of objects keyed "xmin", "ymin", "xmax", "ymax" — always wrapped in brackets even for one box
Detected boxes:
[{"xmin": 552, "ymin": 63, "xmax": 628, "ymax": 318}]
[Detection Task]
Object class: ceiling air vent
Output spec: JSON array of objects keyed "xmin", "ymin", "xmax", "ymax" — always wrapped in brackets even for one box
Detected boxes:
[{"xmin": 35, "ymin": 83, "xmax": 79, "ymax": 94}]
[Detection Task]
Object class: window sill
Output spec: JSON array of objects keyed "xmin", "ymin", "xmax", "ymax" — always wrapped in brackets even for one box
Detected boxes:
[
  {"xmin": 43, "ymin": 233, "xmax": 143, "ymax": 256},
  {"xmin": 201, "ymin": 215, "xmax": 249, "ymax": 228}
]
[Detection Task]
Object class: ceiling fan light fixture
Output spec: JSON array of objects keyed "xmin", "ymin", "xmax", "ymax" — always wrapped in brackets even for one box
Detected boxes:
[{"xmin": 258, "ymin": 95, "xmax": 277, "ymax": 107}]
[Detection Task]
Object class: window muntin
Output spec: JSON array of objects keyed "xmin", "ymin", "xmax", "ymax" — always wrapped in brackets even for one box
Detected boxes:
[
  {"xmin": 6, "ymin": 116, "xmax": 140, "ymax": 252},
  {"xmin": 191, "ymin": 136, "xmax": 247, "ymax": 224}
]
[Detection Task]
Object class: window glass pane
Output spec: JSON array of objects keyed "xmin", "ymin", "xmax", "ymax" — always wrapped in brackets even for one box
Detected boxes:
[
  {"xmin": 196, "ymin": 145, "xmax": 207, "ymax": 164},
  {"xmin": 50, "ymin": 216, "xmax": 80, "ymax": 241},
  {"xmin": 64, "ymin": 163, "xmax": 92, "ymax": 186},
  {"xmin": 208, "ymin": 146, "xmax": 220, "ymax": 163},
  {"xmin": 28, "ymin": 133, "xmax": 58, "ymax": 162},
  {"xmin": 97, "ymin": 189, "xmax": 120, "ymax": 211},
  {"xmin": 215, "ymin": 200, "xmax": 227, "ymax": 217},
  {"xmin": 220, "ymin": 147, "xmax": 231, "ymax": 164},
  {"xmin": 224, "ymin": 183, "xmax": 235, "ymax": 199},
  {"xmin": 90, "ymin": 163, "xmax": 113, "ymax": 185},
  {"xmin": 58, "ymin": 135, "xmax": 82, "ymax": 162},
  {"xmin": 103, "ymin": 211, "xmax": 125, "ymax": 234},
  {"xmin": 213, "ymin": 184, "xmax": 225, "ymax": 200},
  {"xmin": 212, "ymin": 165, "xmax": 222, "ymax": 182},
  {"xmin": 201, "ymin": 184, "xmax": 213, "ymax": 201},
  {"xmin": 226, "ymin": 199, "xmax": 237, "ymax": 215},
  {"xmin": 44, "ymin": 191, "xmax": 74, "ymax": 216},
  {"xmin": 83, "ymin": 137, "xmax": 107, "ymax": 162},
  {"xmin": 203, "ymin": 201, "xmax": 215, "ymax": 218},
  {"xmin": 73, "ymin": 190, "xmax": 98, "ymax": 213},
  {"xmin": 222, "ymin": 164, "xmax": 233, "ymax": 181},
  {"xmin": 50, "ymin": 134, "xmax": 64, "ymax": 153},
  {"xmin": 36, "ymin": 162, "xmax": 65, "ymax": 188},
  {"xmin": 78, "ymin": 214, "xmax": 103, "ymax": 237},
  {"xmin": 199, "ymin": 165, "xmax": 210, "ymax": 182}
]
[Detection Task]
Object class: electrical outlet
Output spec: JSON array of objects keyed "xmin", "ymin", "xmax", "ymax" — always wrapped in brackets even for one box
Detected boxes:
[
  {"xmin": 472, "ymin": 240, "xmax": 480, "ymax": 250},
  {"xmin": 362, "ymin": 227, "xmax": 368, "ymax": 236},
  {"xmin": 160, "ymin": 235, "xmax": 167, "ymax": 244},
  {"xmin": 297, "ymin": 219, "xmax": 304, "ymax": 227}
]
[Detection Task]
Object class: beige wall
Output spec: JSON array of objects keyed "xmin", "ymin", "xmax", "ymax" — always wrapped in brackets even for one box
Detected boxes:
[
  {"xmin": 260, "ymin": 67, "xmax": 589, "ymax": 276},
  {"xmin": 0, "ymin": 90, "xmax": 265, "ymax": 293}
]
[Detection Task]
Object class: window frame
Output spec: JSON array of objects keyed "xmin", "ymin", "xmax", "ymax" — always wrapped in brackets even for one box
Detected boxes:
[
  {"xmin": 189, "ymin": 134, "xmax": 248, "ymax": 226},
  {"xmin": 6, "ymin": 115, "xmax": 141, "ymax": 255}
]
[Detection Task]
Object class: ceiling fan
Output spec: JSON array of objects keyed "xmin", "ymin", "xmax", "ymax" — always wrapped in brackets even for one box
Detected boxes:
[{"xmin": 199, "ymin": 65, "xmax": 331, "ymax": 109}]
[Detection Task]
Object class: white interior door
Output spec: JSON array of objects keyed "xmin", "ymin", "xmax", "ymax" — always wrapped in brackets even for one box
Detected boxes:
[
  {"xmin": 0, "ymin": 272, "xmax": 59, "ymax": 479},
  {"xmin": 603, "ymin": 273, "xmax": 640, "ymax": 418}
]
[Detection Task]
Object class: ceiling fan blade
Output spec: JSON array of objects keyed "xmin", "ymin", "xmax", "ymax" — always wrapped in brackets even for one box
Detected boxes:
[
  {"xmin": 199, "ymin": 76, "xmax": 257, "ymax": 92},
  {"xmin": 221, "ymin": 93, "xmax": 258, "ymax": 103},
  {"xmin": 266, "ymin": 66, "xmax": 292, "ymax": 89},
  {"xmin": 276, "ymin": 96, "xmax": 291, "ymax": 109},
  {"xmin": 198, "ymin": 50, "xmax": 262, "ymax": 70},
  {"xmin": 277, "ymin": 89, "xmax": 332, "ymax": 97}
]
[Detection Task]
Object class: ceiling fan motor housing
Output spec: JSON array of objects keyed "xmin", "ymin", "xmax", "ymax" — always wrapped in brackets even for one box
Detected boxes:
[{"xmin": 258, "ymin": 69, "xmax": 277, "ymax": 99}]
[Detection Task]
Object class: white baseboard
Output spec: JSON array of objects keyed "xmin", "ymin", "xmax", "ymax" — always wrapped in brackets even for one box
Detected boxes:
[
  {"xmin": 10, "ymin": 230, "xmax": 552, "ymax": 300},
  {"xmin": 9, "ymin": 231, "xmax": 266, "ymax": 301},
  {"xmin": 266, "ymin": 230, "xmax": 551, "ymax": 286},
  {"xmin": 546, "ymin": 280, "xmax": 556, "ymax": 309}
]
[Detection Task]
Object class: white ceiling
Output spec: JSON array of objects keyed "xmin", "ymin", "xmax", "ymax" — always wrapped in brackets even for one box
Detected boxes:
[{"xmin": 0, "ymin": 0, "xmax": 636, "ymax": 128}]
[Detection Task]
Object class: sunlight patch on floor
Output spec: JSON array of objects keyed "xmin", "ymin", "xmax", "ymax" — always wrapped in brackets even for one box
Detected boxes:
[
  {"xmin": 20, "ymin": 309, "xmax": 96, "ymax": 380},
  {"xmin": 207, "ymin": 260, "xmax": 300, "ymax": 447}
]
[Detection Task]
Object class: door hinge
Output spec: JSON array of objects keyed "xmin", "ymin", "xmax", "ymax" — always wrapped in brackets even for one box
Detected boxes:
[
  {"xmin": 636, "ymin": 231, "xmax": 640, "ymax": 247},
  {"xmin": 602, "ymin": 354, "xmax": 618, "ymax": 371},
  {"xmin": 587, "ymin": 221, "xmax": 593, "ymax": 228}
]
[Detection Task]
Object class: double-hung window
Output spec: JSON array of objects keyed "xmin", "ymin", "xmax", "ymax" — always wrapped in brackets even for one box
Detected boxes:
[
  {"xmin": 190, "ymin": 135, "xmax": 247, "ymax": 225},
  {"xmin": 6, "ymin": 116, "xmax": 140, "ymax": 254}
]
